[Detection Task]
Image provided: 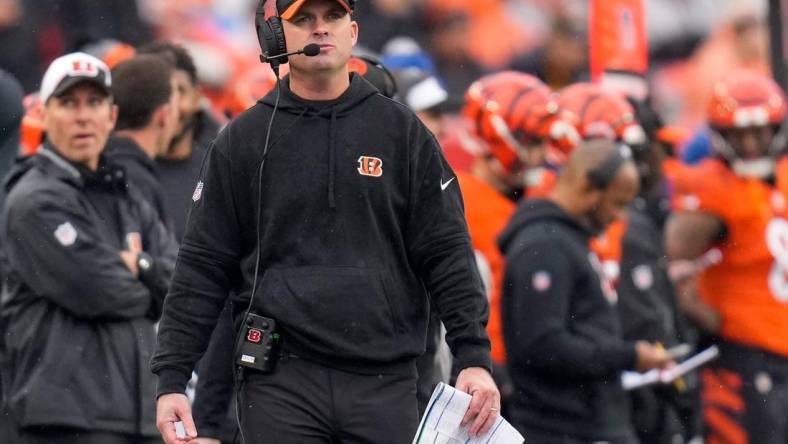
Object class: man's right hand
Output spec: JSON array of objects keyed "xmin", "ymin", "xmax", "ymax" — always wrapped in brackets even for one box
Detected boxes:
[
  {"xmin": 156, "ymin": 393, "xmax": 198, "ymax": 444},
  {"xmin": 635, "ymin": 341, "xmax": 674, "ymax": 372}
]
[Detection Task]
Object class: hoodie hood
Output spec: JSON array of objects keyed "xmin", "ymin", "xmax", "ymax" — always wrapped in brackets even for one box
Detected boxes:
[
  {"xmin": 4, "ymin": 154, "xmax": 39, "ymax": 194},
  {"xmin": 103, "ymin": 136, "xmax": 156, "ymax": 175},
  {"xmin": 4, "ymin": 142, "xmax": 126, "ymax": 196},
  {"xmin": 259, "ymin": 73, "xmax": 381, "ymax": 208},
  {"xmin": 4, "ymin": 142, "xmax": 85, "ymax": 194},
  {"xmin": 259, "ymin": 72, "xmax": 380, "ymax": 117},
  {"xmin": 498, "ymin": 198, "xmax": 592, "ymax": 255}
]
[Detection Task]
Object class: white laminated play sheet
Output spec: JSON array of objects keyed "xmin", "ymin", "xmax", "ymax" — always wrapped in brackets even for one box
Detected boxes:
[
  {"xmin": 621, "ymin": 345, "xmax": 719, "ymax": 391},
  {"xmin": 412, "ymin": 382, "xmax": 524, "ymax": 444}
]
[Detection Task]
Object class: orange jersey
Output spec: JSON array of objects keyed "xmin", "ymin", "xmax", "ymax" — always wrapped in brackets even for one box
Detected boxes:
[
  {"xmin": 661, "ymin": 157, "xmax": 685, "ymax": 185},
  {"xmin": 590, "ymin": 218, "xmax": 628, "ymax": 291},
  {"xmin": 457, "ymin": 171, "xmax": 515, "ymax": 364},
  {"xmin": 439, "ymin": 116, "xmax": 481, "ymax": 174},
  {"xmin": 672, "ymin": 158, "xmax": 788, "ymax": 356},
  {"xmin": 525, "ymin": 168, "xmax": 557, "ymax": 199}
]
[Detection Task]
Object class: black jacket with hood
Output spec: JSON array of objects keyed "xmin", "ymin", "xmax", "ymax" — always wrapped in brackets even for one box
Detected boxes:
[
  {"xmin": 104, "ymin": 135, "xmax": 170, "ymax": 229},
  {"xmin": 498, "ymin": 198, "xmax": 637, "ymax": 441},
  {"xmin": 618, "ymin": 206, "xmax": 682, "ymax": 346},
  {"xmin": 0, "ymin": 144, "xmax": 178, "ymax": 436},
  {"xmin": 151, "ymin": 74, "xmax": 491, "ymax": 395}
]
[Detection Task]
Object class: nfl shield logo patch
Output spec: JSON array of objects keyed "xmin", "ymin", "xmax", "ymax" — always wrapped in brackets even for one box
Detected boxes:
[
  {"xmin": 54, "ymin": 222, "xmax": 77, "ymax": 246},
  {"xmin": 532, "ymin": 271, "xmax": 551, "ymax": 292},
  {"xmin": 192, "ymin": 181, "xmax": 204, "ymax": 202},
  {"xmin": 632, "ymin": 264, "xmax": 654, "ymax": 290}
]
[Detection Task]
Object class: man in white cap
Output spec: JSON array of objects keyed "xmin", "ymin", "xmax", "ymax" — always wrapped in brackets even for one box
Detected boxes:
[{"xmin": 0, "ymin": 52, "xmax": 178, "ymax": 444}]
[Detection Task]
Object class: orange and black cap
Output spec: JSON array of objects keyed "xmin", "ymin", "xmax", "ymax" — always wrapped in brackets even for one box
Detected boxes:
[{"xmin": 277, "ymin": 0, "xmax": 353, "ymax": 20}]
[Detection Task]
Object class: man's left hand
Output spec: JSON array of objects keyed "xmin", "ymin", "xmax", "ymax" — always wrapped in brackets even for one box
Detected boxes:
[{"xmin": 455, "ymin": 366, "xmax": 500, "ymax": 437}]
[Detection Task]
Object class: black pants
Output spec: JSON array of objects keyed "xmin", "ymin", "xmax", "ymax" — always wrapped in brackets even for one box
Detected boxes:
[
  {"xmin": 702, "ymin": 340, "xmax": 788, "ymax": 444},
  {"xmin": 517, "ymin": 425, "xmax": 640, "ymax": 444},
  {"xmin": 239, "ymin": 356, "xmax": 418, "ymax": 444},
  {"xmin": 629, "ymin": 386, "xmax": 684, "ymax": 444},
  {"xmin": 19, "ymin": 426, "xmax": 161, "ymax": 444},
  {"xmin": 0, "ymin": 400, "xmax": 19, "ymax": 443}
]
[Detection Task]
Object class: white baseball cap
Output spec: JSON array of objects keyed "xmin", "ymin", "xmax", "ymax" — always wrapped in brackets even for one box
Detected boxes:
[
  {"xmin": 39, "ymin": 52, "xmax": 111, "ymax": 103},
  {"xmin": 397, "ymin": 72, "xmax": 449, "ymax": 113}
]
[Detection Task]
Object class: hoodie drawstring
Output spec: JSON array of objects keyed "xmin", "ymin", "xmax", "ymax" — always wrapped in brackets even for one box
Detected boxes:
[{"xmin": 328, "ymin": 106, "xmax": 338, "ymax": 209}]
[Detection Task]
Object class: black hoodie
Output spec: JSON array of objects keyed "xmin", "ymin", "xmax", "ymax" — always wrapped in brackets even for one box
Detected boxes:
[
  {"xmin": 104, "ymin": 135, "xmax": 170, "ymax": 229},
  {"xmin": 498, "ymin": 198, "xmax": 637, "ymax": 441},
  {"xmin": 151, "ymin": 74, "xmax": 491, "ymax": 395}
]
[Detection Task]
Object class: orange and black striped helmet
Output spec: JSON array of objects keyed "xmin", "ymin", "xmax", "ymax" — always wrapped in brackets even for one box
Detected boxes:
[
  {"xmin": 463, "ymin": 71, "xmax": 578, "ymax": 173},
  {"xmin": 707, "ymin": 70, "xmax": 786, "ymax": 130},
  {"xmin": 558, "ymin": 82, "xmax": 646, "ymax": 150}
]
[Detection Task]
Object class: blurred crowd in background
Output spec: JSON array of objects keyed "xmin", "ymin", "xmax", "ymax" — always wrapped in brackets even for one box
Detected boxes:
[
  {"xmin": 1, "ymin": 0, "xmax": 787, "ymax": 443},
  {"xmin": 0, "ymin": 0, "xmax": 776, "ymax": 133}
]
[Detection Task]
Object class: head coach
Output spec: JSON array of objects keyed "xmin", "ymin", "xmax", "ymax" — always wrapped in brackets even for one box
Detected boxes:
[{"xmin": 151, "ymin": 1, "xmax": 499, "ymax": 443}]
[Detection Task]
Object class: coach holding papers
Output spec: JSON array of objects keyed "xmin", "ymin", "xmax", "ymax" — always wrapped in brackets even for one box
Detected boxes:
[
  {"xmin": 499, "ymin": 140, "xmax": 674, "ymax": 444},
  {"xmin": 151, "ymin": 1, "xmax": 499, "ymax": 443}
]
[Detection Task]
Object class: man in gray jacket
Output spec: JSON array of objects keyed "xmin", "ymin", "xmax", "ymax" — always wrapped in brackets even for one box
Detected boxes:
[{"xmin": 0, "ymin": 52, "xmax": 178, "ymax": 444}]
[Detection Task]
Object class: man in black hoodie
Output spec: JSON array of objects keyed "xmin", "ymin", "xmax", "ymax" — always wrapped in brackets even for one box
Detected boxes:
[
  {"xmin": 188, "ymin": 52, "xmax": 405, "ymax": 444},
  {"xmin": 499, "ymin": 139, "xmax": 674, "ymax": 443},
  {"xmin": 139, "ymin": 41, "xmax": 221, "ymax": 242},
  {"xmin": 152, "ymin": 1, "xmax": 498, "ymax": 444},
  {"xmin": 104, "ymin": 54, "xmax": 180, "ymax": 228}
]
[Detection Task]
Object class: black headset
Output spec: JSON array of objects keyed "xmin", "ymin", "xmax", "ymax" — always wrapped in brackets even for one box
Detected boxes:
[
  {"xmin": 587, "ymin": 143, "xmax": 633, "ymax": 189},
  {"xmin": 350, "ymin": 53, "xmax": 398, "ymax": 99},
  {"xmin": 256, "ymin": 0, "xmax": 289, "ymax": 65},
  {"xmin": 255, "ymin": 0, "xmax": 356, "ymax": 66}
]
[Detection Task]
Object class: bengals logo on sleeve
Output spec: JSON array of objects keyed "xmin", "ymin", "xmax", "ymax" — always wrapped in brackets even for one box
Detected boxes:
[{"xmin": 357, "ymin": 156, "xmax": 383, "ymax": 177}]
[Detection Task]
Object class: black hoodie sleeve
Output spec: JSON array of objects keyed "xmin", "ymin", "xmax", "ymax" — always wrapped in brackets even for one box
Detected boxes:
[
  {"xmin": 407, "ymin": 135, "xmax": 491, "ymax": 372},
  {"xmin": 191, "ymin": 305, "xmax": 237, "ymax": 440},
  {"xmin": 503, "ymin": 238, "xmax": 636, "ymax": 378},
  {"xmin": 3, "ymin": 189, "xmax": 152, "ymax": 319},
  {"xmin": 151, "ymin": 138, "xmax": 243, "ymax": 396}
]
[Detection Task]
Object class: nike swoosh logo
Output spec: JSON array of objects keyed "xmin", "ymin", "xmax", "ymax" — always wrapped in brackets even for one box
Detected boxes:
[{"xmin": 440, "ymin": 177, "xmax": 455, "ymax": 191}]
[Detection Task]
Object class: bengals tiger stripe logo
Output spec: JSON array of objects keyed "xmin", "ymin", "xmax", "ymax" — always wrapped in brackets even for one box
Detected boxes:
[{"xmin": 357, "ymin": 156, "xmax": 383, "ymax": 177}]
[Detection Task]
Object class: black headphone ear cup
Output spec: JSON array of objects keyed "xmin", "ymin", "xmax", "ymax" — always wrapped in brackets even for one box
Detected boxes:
[
  {"xmin": 261, "ymin": 16, "xmax": 288, "ymax": 64},
  {"xmin": 255, "ymin": 10, "xmax": 267, "ymax": 58}
]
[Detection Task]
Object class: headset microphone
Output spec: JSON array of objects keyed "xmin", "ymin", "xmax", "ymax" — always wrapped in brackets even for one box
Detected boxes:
[
  {"xmin": 301, "ymin": 43, "xmax": 322, "ymax": 57},
  {"xmin": 260, "ymin": 43, "xmax": 321, "ymax": 64}
]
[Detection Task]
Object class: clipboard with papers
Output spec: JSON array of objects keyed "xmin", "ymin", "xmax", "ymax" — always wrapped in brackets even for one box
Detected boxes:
[
  {"xmin": 412, "ymin": 382, "xmax": 525, "ymax": 444},
  {"xmin": 621, "ymin": 345, "xmax": 720, "ymax": 391}
]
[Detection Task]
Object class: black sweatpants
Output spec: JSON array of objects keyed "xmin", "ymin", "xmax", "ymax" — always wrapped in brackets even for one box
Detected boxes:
[
  {"xmin": 238, "ymin": 355, "xmax": 418, "ymax": 444},
  {"xmin": 18, "ymin": 427, "xmax": 161, "ymax": 444},
  {"xmin": 701, "ymin": 340, "xmax": 788, "ymax": 444}
]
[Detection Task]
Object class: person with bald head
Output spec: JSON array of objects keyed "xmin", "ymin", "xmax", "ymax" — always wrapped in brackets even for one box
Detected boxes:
[{"xmin": 498, "ymin": 139, "xmax": 674, "ymax": 444}]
